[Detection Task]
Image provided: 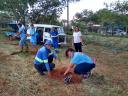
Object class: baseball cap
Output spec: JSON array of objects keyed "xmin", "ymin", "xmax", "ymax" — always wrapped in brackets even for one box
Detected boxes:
[{"xmin": 44, "ymin": 40, "xmax": 53, "ymax": 45}]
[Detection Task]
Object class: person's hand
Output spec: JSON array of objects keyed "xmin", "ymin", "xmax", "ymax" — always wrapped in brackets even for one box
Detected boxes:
[
  {"xmin": 12, "ymin": 36, "xmax": 16, "ymax": 40},
  {"xmin": 81, "ymin": 42, "xmax": 84, "ymax": 46},
  {"xmin": 63, "ymin": 73, "xmax": 66, "ymax": 76},
  {"xmin": 48, "ymin": 72, "xmax": 52, "ymax": 77},
  {"xmin": 63, "ymin": 72, "xmax": 67, "ymax": 76}
]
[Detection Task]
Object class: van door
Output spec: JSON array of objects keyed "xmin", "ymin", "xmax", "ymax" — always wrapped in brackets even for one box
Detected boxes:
[{"xmin": 43, "ymin": 27, "xmax": 52, "ymax": 43}]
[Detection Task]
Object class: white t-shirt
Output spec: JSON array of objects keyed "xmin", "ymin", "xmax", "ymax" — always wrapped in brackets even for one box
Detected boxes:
[
  {"xmin": 43, "ymin": 32, "xmax": 52, "ymax": 41},
  {"xmin": 73, "ymin": 31, "xmax": 82, "ymax": 43},
  {"xmin": 27, "ymin": 28, "xmax": 31, "ymax": 40}
]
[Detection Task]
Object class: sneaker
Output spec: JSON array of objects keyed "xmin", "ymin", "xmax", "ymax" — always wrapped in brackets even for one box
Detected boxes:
[{"xmin": 82, "ymin": 72, "xmax": 91, "ymax": 79}]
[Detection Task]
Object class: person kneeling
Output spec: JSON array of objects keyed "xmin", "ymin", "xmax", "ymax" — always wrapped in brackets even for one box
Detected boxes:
[
  {"xmin": 34, "ymin": 40, "xmax": 58, "ymax": 76},
  {"xmin": 64, "ymin": 48, "xmax": 95, "ymax": 78}
]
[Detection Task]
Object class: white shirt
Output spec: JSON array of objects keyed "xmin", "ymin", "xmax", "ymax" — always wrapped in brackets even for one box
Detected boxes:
[
  {"xmin": 73, "ymin": 31, "xmax": 82, "ymax": 43},
  {"xmin": 27, "ymin": 28, "xmax": 31, "ymax": 40},
  {"xmin": 43, "ymin": 32, "xmax": 52, "ymax": 41}
]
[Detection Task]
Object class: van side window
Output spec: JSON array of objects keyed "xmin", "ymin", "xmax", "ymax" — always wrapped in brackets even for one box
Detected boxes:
[{"xmin": 45, "ymin": 28, "xmax": 51, "ymax": 32}]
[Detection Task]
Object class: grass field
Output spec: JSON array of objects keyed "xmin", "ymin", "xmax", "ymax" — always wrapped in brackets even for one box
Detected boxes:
[{"xmin": 0, "ymin": 32, "xmax": 128, "ymax": 96}]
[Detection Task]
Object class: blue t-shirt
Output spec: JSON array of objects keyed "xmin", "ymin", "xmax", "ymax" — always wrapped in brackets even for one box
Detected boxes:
[
  {"xmin": 29, "ymin": 27, "xmax": 37, "ymax": 43},
  {"xmin": 71, "ymin": 52, "xmax": 93, "ymax": 65},
  {"xmin": 18, "ymin": 27, "xmax": 26, "ymax": 39},
  {"xmin": 50, "ymin": 31, "xmax": 58, "ymax": 40}
]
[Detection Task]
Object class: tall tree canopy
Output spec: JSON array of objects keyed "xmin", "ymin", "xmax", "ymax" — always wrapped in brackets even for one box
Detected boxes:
[
  {"xmin": 72, "ymin": 0, "xmax": 128, "ymax": 29},
  {"xmin": 0, "ymin": 0, "xmax": 37, "ymax": 22},
  {"xmin": 104, "ymin": 0, "xmax": 128, "ymax": 15},
  {"xmin": 0, "ymin": 0, "xmax": 81, "ymax": 24},
  {"xmin": 30, "ymin": 0, "xmax": 63, "ymax": 24}
]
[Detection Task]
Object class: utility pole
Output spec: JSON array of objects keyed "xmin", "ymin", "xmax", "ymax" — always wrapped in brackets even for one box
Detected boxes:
[{"xmin": 67, "ymin": 0, "xmax": 69, "ymax": 30}]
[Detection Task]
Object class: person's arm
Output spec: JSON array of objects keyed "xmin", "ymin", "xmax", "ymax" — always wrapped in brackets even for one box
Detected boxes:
[
  {"xmin": 42, "ymin": 51, "xmax": 51, "ymax": 76},
  {"xmin": 79, "ymin": 31, "xmax": 84, "ymax": 45},
  {"xmin": 64, "ymin": 64, "xmax": 74, "ymax": 76},
  {"xmin": 44, "ymin": 62, "xmax": 51, "ymax": 76},
  {"xmin": 54, "ymin": 57, "xmax": 64, "ymax": 65},
  {"xmin": 72, "ymin": 32, "xmax": 74, "ymax": 47},
  {"xmin": 52, "ymin": 52, "xmax": 59, "ymax": 64},
  {"xmin": 15, "ymin": 29, "xmax": 21, "ymax": 37}
]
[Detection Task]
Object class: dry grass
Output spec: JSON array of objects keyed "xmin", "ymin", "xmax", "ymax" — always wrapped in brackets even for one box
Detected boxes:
[{"xmin": 0, "ymin": 34, "xmax": 128, "ymax": 96}]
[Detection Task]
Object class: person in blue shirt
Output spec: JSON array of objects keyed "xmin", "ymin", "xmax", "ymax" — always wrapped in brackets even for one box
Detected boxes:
[
  {"xmin": 29, "ymin": 23, "xmax": 38, "ymax": 51},
  {"xmin": 64, "ymin": 48, "xmax": 95, "ymax": 78},
  {"xmin": 50, "ymin": 28, "xmax": 59, "ymax": 53},
  {"xmin": 34, "ymin": 40, "xmax": 59, "ymax": 76},
  {"xmin": 36, "ymin": 28, "xmax": 43, "ymax": 45},
  {"xmin": 17, "ymin": 23, "xmax": 28, "ymax": 52}
]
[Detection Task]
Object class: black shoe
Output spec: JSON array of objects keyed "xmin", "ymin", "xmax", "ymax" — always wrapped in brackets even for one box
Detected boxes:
[
  {"xmin": 82, "ymin": 72, "xmax": 91, "ymax": 79},
  {"xmin": 40, "ymin": 72, "xmax": 45, "ymax": 76}
]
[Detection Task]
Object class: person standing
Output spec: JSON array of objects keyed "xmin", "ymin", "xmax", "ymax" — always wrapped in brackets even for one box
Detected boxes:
[
  {"xmin": 29, "ymin": 23, "xmax": 37, "ymax": 52},
  {"xmin": 17, "ymin": 23, "xmax": 28, "ymax": 52},
  {"xmin": 50, "ymin": 28, "xmax": 59, "ymax": 53},
  {"xmin": 36, "ymin": 28, "xmax": 43, "ymax": 45},
  {"xmin": 72, "ymin": 26, "xmax": 83, "ymax": 52},
  {"xmin": 43, "ymin": 28, "xmax": 52, "ymax": 44}
]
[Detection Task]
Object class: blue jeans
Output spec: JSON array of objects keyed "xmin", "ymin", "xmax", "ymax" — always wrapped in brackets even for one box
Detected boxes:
[{"xmin": 74, "ymin": 63, "xmax": 95, "ymax": 75}]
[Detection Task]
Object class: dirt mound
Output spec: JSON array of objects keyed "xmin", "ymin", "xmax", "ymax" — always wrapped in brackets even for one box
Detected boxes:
[{"xmin": 50, "ymin": 67, "xmax": 82, "ymax": 84}]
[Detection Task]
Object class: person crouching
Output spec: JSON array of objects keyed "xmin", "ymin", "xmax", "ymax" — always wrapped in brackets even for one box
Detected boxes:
[
  {"xmin": 64, "ymin": 48, "xmax": 95, "ymax": 78},
  {"xmin": 34, "ymin": 40, "xmax": 58, "ymax": 76}
]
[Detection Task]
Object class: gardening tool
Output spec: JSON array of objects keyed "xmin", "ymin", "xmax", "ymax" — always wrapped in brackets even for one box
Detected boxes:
[
  {"xmin": 10, "ymin": 51, "xmax": 22, "ymax": 55},
  {"xmin": 64, "ymin": 74, "xmax": 72, "ymax": 84}
]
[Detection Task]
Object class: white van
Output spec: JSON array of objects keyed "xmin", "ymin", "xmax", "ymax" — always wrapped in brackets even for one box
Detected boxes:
[{"xmin": 27, "ymin": 24, "xmax": 66, "ymax": 45}]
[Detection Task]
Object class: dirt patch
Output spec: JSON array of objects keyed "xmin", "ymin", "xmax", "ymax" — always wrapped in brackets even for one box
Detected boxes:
[{"xmin": 50, "ymin": 67, "xmax": 82, "ymax": 84}]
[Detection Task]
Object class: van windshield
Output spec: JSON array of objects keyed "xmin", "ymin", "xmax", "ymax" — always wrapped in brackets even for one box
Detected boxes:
[{"xmin": 57, "ymin": 27, "xmax": 64, "ymax": 34}]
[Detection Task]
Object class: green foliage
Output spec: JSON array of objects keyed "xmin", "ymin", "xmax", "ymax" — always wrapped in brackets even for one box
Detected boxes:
[
  {"xmin": 30, "ymin": 0, "xmax": 63, "ymax": 24},
  {"xmin": 0, "ymin": 0, "xmax": 32, "ymax": 21},
  {"xmin": 0, "ymin": 0, "xmax": 67, "ymax": 24},
  {"xmin": 0, "ymin": 12, "xmax": 11, "ymax": 24},
  {"xmin": 72, "ymin": 1, "xmax": 128, "ymax": 30},
  {"xmin": 105, "ymin": 0, "xmax": 128, "ymax": 15}
]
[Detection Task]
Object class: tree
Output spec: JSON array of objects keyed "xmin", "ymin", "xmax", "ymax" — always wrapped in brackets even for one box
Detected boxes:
[
  {"xmin": 0, "ymin": 0, "xmax": 37, "ymax": 23},
  {"xmin": 0, "ymin": 0, "xmax": 70, "ymax": 25},
  {"xmin": 104, "ymin": 0, "xmax": 128, "ymax": 15},
  {"xmin": 30, "ymin": 0, "xmax": 63, "ymax": 24},
  {"xmin": 75, "ymin": 12, "xmax": 83, "ymax": 20},
  {"xmin": 72, "ymin": 9, "xmax": 94, "ymax": 31}
]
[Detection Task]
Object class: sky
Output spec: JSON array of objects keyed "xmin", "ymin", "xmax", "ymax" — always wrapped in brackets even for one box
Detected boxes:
[{"xmin": 60, "ymin": 0, "xmax": 124, "ymax": 20}]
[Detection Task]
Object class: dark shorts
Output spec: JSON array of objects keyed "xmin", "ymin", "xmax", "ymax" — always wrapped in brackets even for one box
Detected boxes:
[
  {"xmin": 34, "ymin": 63, "xmax": 55, "ymax": 75},
  {"xmin": 74, "ymin": 63, "xmax": 95, "ymax": 75}
]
